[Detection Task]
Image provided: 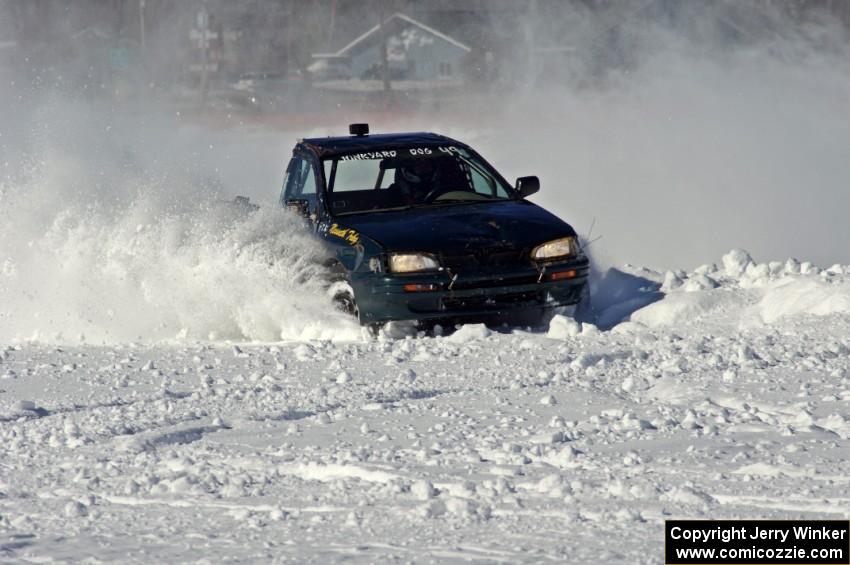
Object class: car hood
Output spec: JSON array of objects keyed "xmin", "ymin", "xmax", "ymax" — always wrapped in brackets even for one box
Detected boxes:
[{"xmin": 338, "ymin": 200, "xmax": 575, "ymax": 253}]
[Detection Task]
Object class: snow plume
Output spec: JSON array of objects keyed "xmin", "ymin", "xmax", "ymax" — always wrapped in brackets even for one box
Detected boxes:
[{"xmin": 0, "ymin": 100, "xmax": 360, "ymax": 344}]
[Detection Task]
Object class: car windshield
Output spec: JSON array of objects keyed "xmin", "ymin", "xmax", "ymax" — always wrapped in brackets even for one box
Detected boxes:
[{"xmin": 323, "ymin": 145, "xmax": 514, "ymax": 216}]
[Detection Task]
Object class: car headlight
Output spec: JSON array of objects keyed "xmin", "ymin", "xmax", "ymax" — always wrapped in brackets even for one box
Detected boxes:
[
  {"xmin": 532, "ymin": 236, "xmax": 578, "ymax": 261},
  {"xmin": 388, "ymin": 253, "xmax": 441, "ymax": 273}
]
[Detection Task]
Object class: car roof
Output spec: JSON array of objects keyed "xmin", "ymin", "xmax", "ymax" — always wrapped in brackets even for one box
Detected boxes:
[{"xmin": 298, "ymin": 132, "xmax": 468, "ymax": 158}]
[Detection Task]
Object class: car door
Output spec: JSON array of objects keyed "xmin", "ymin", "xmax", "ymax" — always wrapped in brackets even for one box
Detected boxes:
[{"xmin": 281, "ymin": 153, "xmax": 322, "ymax": 224}]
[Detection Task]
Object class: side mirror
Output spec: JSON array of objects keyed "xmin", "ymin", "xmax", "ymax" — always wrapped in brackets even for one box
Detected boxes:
[
  {"xmin": 516, "ymin": 176, "xmax": 540, "ymax": 198},
  {"xmin": 285, "ymin": 199, "xmax": 310, "ymax": 217}
]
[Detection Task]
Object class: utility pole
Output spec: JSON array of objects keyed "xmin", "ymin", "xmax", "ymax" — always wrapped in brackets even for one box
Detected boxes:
[
  {"xmin": 327, "ymin": 0, "xmax": 337, "ymax": 48},
  {"xmin": 139, "ymin": 0, "xmax": 146, "ymax": 54},
  {"xmin": 285, "ymin": 3, "xmax": 293, "ymax": 73},
  {"xmin": 378, "ymin": 1, "xmax": 390, "ymax": 93},
  {"xmin": 199, "ymin": 6, "xmax": 209, "ymax": 106},
  {"xmin": 527, "ymin": 0, "xmax": 538, "ymax": 85}
]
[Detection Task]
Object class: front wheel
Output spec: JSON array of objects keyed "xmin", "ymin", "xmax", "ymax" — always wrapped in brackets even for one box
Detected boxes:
[
  {"xmin": 328, "ymin": 279, "xmax": 357, "ymax": 317},
  {"xmin": 328, "ymin": 279, "xmax": 385, "ymax": 336}
]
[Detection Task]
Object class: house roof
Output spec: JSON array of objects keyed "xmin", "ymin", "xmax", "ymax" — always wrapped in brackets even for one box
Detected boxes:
[
  {"xmin": 313, "ymin": 12, "xmax": 471, "ymax": 59},
  {"xmin": 71, "ymin": 27, "xmax": 113, "ymax": 41}
]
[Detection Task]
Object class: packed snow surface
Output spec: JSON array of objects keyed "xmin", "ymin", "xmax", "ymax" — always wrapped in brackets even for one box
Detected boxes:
[{"xmin": 2, "ymin": 249, "xmax": 850, "ymax": 563}]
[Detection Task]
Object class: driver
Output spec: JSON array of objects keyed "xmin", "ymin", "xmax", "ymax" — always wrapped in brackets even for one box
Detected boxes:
[{"xmin": 393, "ymin": 158, "xmax": 438, "ymax": 204}]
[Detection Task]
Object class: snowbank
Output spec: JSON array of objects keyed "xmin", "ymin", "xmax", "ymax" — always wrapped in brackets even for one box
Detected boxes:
[{"xmin": 623, "ymin": 250, "xmax": 850, "ymax": 329}]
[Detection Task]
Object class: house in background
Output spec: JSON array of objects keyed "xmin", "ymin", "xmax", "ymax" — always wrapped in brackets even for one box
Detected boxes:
[
  {"xmin": 68, "ymin": 27, "xmax": 140, "ymax": 88},
  {"xmin": 309, "ymin": 13, "xmax": 471, "ymax": 87}
]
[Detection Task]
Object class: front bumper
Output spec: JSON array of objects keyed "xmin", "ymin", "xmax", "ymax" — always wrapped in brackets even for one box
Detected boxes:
[{"xmin": 352, "ymin": 256, "xmax": 590, "ymax": 323}]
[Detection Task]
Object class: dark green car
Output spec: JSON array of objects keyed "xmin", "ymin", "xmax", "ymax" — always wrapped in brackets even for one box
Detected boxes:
[{"xmin": 281, "ymin": 124, "xmax": 589, "ymax": 328}]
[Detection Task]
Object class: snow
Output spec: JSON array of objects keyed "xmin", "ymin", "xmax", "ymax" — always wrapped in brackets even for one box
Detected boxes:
[
  {"xmin": 627, "ymin": 250, "xmax": 850, "ymax": 330},
  {"xmin": 1, "ymin": 251, "xmax": 850, "ymax": 562},
  {"xmin": 444, "ymin": 323, "xmax": 491, "ymax": 343},
  {"xmin": 757, "ymin": 277, "xmax": 850, "ymax": 324},
  {"xmin": 546, "ymin": 314, "xmax": 582, "ymax": 339},
  {"xmin": 0, "ymin": 142, "xmax": 362, "ymax": 344}
]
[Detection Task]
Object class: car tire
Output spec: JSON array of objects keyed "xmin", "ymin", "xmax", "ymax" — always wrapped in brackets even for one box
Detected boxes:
[
  {"xmin": 326, "ymin": 270, "xmax": 386, "ymax": 336},
  {"xmin": 330, "ymin": 280, "xmax": 358, "ymax": 317}
]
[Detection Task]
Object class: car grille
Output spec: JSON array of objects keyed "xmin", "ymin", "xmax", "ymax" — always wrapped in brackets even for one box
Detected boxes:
[
  {"xmin": 440, "ymin": 247, "xmax": 528, "ymax": 271},
  {"xmin": 449, "ymin": 274, "xmax": 539, "ymax": 290}
]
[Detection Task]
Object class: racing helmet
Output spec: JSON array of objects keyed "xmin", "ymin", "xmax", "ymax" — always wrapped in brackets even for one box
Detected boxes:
[{"xmin": 397, "ymin": 158, "xmax": 436, "ymax": 188}]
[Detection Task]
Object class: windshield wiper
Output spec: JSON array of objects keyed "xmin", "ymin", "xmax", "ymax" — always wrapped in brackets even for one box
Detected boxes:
[
  {"xmin": 420, "ymin": 198, "xmax": 500, "ymax": 206},
  {"xmin": 435, "ymin": 198, "xmax": 488, "ymax": 203}
]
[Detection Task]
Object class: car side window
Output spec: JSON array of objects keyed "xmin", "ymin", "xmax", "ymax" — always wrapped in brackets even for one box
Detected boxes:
[
  {"xmin": 282, "ymin": 156, "xmax": 320, "ymax": 211},
  {"xmin": 301, "ymin": 165, "xmax": 317, "ymax": 195},
  {"xmin": 468, "ymin": 164, "xmax": 508, "ymax": 198},
  {"xmin": 469, "ymin": 167, "xmax": 490, "ymax": 195}
]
